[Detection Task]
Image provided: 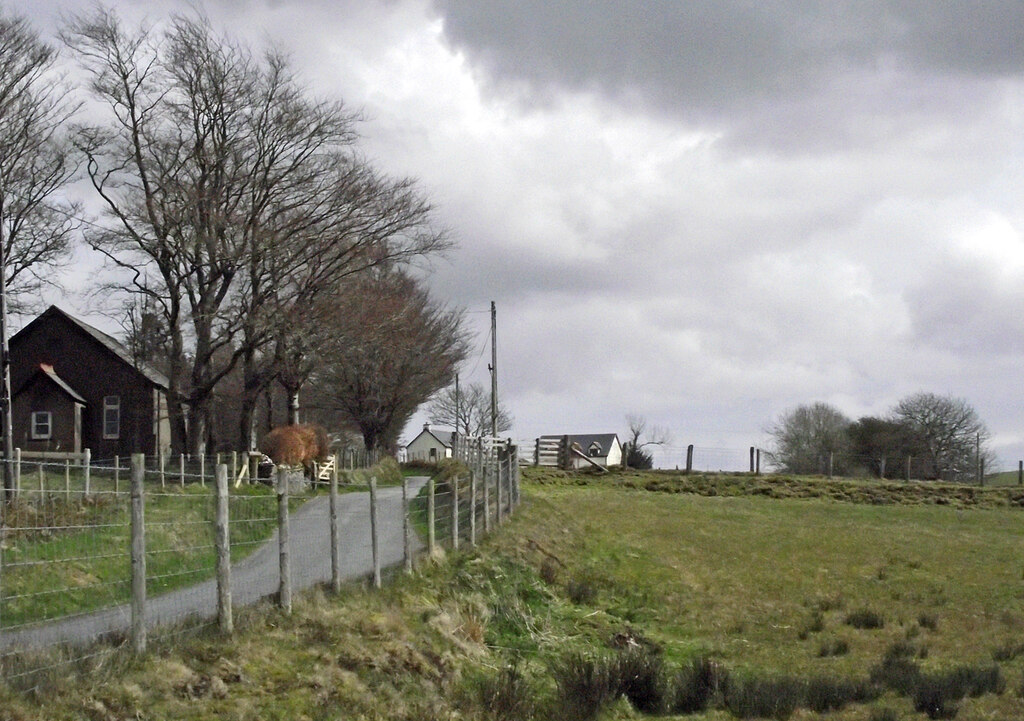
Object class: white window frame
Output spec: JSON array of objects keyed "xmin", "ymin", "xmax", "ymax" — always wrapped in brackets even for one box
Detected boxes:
[
  {"xmin": 31, "ymin": 411, "xmax": 52, "ymax": 440},
  {"xmin": 103, "ymin": 395, "xmax": 121, "ymax": 439}
]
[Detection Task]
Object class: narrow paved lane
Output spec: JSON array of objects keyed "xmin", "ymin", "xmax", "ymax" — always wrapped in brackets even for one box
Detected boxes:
[{"xmin": 2, "ymin": 477, "xmax": 428, "ymax": 652}]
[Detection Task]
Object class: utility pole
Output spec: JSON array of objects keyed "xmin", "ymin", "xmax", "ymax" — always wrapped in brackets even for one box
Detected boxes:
[
  {"xmin": 0, "ymin": 191, "xmax": 12, "ymax": 501},
  {"xmin": 489, "ymin": 301, "xmax": 497, "ymax": 439},
  {"xmin": 454, "ymin": 373, "xmax": 460, "ymax": 455}
]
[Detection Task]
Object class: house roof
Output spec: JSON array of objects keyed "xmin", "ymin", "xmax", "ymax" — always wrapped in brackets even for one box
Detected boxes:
[
  {"xmin": 567, "ymin": 433, "xmax": 621, "ymax": 455},
  {"xmin": 15, "ymin": 363, "xmax": 87, "ymax": 404},
  {"xmin": 407, "ymin": 427, "xmax": 455, "ymax": 449},
  {"xmin": 14, "ymin": 306, "xmax": 170, "ymax": 389}
]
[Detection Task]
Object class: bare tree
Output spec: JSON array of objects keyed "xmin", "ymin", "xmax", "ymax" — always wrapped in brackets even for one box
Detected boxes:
[
  {"xmin": 892, "ymin": 392, "xmax": 992, "ymax": 482},
  {"xmin": 427, "ymin": 381, "xmax": 513, "ymax": 438},
  {"xmin": 0, "ymin": 10, "xmax": 80, "ymax": 309},
  {"xmin": 235, "ymin": 158, "xmax": 450, "ymax": 448},
  {"xmin": 310, "ymin": 269, "xmax": 469, "ymax": 452},
  {"xmin": 765, "ymin": 402, "xmax": 851, "ymax": 475},
  {"xmin": 64, "ymin": 10, "xmax": 360, "ymax": 454},
  {"xmin": 623, "ymin": 413, "xmax": 670, "ymax": 469}
]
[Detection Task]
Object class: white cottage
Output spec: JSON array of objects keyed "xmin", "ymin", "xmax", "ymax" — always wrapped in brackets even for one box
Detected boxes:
[
  {"xmin": 567, "ymin": 433, "xmax": 623, "ymax": 469},
  {"xmin": 405, "ymin": 424, "xmax": 456, "ymax": 462}
]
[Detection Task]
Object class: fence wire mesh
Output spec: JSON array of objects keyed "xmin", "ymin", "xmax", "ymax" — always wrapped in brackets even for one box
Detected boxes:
[{"xmin": 0, "ymin": 444, "xmax": 520, "ymax": 686}]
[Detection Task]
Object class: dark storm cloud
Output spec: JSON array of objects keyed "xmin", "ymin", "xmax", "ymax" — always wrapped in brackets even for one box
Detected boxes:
[{"xmin": 431, "ymin": 1, "xmax": 1024, "ymax": 146}]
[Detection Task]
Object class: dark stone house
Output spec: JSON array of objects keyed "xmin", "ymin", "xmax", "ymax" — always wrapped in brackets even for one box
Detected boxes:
[{"xmin": 9, "ymin": 306, "xmax": 172, "ymax": 458}]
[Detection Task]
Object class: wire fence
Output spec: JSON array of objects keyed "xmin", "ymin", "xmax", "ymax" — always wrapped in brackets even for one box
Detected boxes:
[
  {"xmin": 0, "ymin": 444, "xmax": 521, "ymax": 688},
  {"xmin": 532, "ymin": 435, "xmax": 1024, "ymax": 485}
]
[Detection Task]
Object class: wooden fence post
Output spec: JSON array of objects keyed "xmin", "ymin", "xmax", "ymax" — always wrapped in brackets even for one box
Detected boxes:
[
  {"xmin": 906, "ymin": 455, "xmax": 912, "ymax": 481},
  {"xmin": 750, "ymin": 447, "xmax": 755, "ymax": 473},
  {"xmin": 130, "ymin": 453, "xmax": 146, "ymax": 654},
  {"xmin": 14, "ymin": 447, "xmax": 20, "ymax": 496},
  {"xmin": 200, "ymin": 452, "xmax": 206, "ymax": 488},
  {"xmin": 828, "ymin": 452, "xmax": 834, "ymax": 480},
  {"xmin": 402, "ymin": 477, "xmax": 412, "ymax": 573},
  {"xmin": 451, "ymin": 475, "xmax": 460, "ymax": 550},
  {"xmin": 83, "ymin": 448, "xmax": 91, "ymax": 497},
  {"xmin": 427, "ymin": 478, "xmax": 436, "ymax": 555},
  {"xmin": 215, "ymin": 463, "xmax": 233, "ymax": 634},
  {"xmin": 469, "ymin": 471, "xmax": 477, "ymax": 546},
  {"xmin": 369, "ymin": 477, "xmax": 381, "ymax": 589},
  {"xmin": 64, "ymin": 459, "xmax": 70, "ymax": 498},
  {"xmin": 685, "ymin": 445, "xmax": 693, "ymax": 474},
  {"xmin": 330, "ymin": 457, "xmax": 341, "ymax": 593},
  {"xmin": 513, "ymin": 445, "xmax": 521, "ymax": 508},
  {"xmin": 756, "ymin": 449, "xmax": 761, "ymax": 475},
  {"xmin": 483, "ymin": 470, "xmax": 491, "ymax": 534},
  {"xmin": 114, "ymin": 455, "xmax": 120, "ymax": 493},
  {"xmin": 277, "ymin": 467, "xmax": 291, "ymax": 613},
  {"xmin": 495, "ymin": 454, "xmax": 504, "ymax": 525},
  {"xmin": 179, "ymin": 453, "xmax": 185, "ymax": 488},
  {"xmin": 159, "ymin": 451, "xmax": 165, "ymax": 489},
  {"xmin": 1019, "ymin": 460, "xmax": 1022, "ymax": 486},
  {"xmin": 38, "ymin": 464, "xmax": 44, "ymax": 496}
]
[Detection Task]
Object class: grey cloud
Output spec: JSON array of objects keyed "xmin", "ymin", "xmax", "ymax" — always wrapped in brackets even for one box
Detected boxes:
[{"xmin": 431, "ymin": 1, "xmax": 1024, "ymax": 147}]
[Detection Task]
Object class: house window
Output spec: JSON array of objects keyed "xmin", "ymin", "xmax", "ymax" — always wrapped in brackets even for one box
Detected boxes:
[
  {"xmin": 589, "ymin": 442, "xmax": 603, "ymax": 457},
  {"xmin": 103, "ymin": 396, "xmax": 121, "ymax": 439},
  {"xmin": 31, "ymin": 411, "xmax": 52, "ymax": 440}
]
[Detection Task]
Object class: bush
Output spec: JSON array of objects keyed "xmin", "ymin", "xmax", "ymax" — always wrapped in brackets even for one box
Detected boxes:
[
  {"xmin": 473, "ymin": 663, "xmax": 536, "ymax": 721},
  {"xmin": 871, "ymin": 643, "xmax": 1005, "ymax": 720},
  {"xmin": 670, "ymin": 656, "xmax": 727, "ymax": 714},
  {"xmin": 339, "ymin": 456, "xmax": 403, "ymax": 486},
  {"xmin": 724, "ymin": 675, "xmax": 805, "ymax": 720},
  {"xmin": 551, "ymin": 652, "xmax": 619, "ymax": 721},
  {"xmin": 401, "ymin": 458, "xmax": 439, "ymax": 473},
  {"xmin": 817, "ymin": 638, "xmax": 850, "ymax": 657},
  {"xmin": 615, "ymin": 648, "xmax": 668, "ymax": 713},
  {"xmin": 805, "ymin": 676, "xmax": 878, "ymax": 713},
  {"xmin": 539, "ymin": 557, "xmax": 560, "ymax": 585},
  {"xmin": 870, "ymin": 646, "xmax": 922, "ymax": 697},
  {"xmin": 845, "ymin": 609, "xmax": 885, "ymax": 629},
  {"xmin": 798, "ymin": 610, "xmax": 825, "ymax": 639},
  {"xmin": 918, "ymin": 613, "xmax": 939, "ymax": 631},
  {"xmin": 992, "ymin": 640, "xmax": 1024, "ymax": 662},
  {"xmin": 566, "ymin": 575, "xmax": 599, "ymax": 605}
]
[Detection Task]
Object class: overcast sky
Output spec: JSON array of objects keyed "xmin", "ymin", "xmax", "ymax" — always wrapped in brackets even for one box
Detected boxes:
[{"xmin": 18, "ymin": 1, "xmax": 1024, "ymax": 469}]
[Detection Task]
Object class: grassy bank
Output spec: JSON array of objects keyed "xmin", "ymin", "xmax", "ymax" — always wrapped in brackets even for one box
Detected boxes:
[{"xmin": 4, "ymin": 469, "xmax": 1024, "ymax": 719}]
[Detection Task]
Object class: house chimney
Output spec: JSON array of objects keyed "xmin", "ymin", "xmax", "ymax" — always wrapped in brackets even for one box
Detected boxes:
[{"xmin": 423, "ymin": 422, "xmax": 430, "ymax": 431}]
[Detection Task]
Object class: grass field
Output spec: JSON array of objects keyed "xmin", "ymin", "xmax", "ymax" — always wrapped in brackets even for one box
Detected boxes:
[{"xmin": 3, "ymin": 467, "xmax": 1023, "ymax": 720}]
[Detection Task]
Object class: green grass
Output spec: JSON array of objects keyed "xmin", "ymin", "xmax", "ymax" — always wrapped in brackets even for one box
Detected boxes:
[{"xmin": 5, "ymin": 468, "xmax": 1024, "ymax": 720}]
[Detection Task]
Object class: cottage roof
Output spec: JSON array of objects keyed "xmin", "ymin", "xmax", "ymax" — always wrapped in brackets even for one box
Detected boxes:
[
  {"xmin": 408, "ymin": 426, "xmax": 455, "ymax": 449},
  {"xmin": 15, "ymin": 363, "xmax": 87, "ymax": 404},
  {"xmin": 566, "ymin": 433, "xmax": 620, "ymax": 455},
  {"xmin": 15, "ymin": 306, "xmax": 170, "ymax": 389}
]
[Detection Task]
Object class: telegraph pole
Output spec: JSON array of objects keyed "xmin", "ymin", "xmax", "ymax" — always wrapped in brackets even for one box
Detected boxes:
[
  {"xmin": 489, "ymin": 301, "xmax": 497, "ymax": 439},
  {"xmin": 0, "ymin": 191, "xmax": 12, "ymax": 500},
  {"xmin": 454, "ymin": 373, "xmax": 460, "ymax": 454}
]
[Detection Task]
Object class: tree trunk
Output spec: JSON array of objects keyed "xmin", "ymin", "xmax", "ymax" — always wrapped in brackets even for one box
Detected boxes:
[
  {"xmin": 239, "ymin": 394, "xmax": 258, "ymax": 451},
  {"xmin": 188, "ymin": 395, "xmax": 210, "ymax": 457},
  {"xmin": 286, "ymin": 386, "xmax": 300, "ymax": 425}
]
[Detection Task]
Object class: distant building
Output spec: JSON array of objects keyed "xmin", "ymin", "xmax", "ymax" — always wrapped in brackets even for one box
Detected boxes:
[
  {"xmin": 9, "ymin": 306, "xmax": 172, "ymax": 458},
  {"xmin": 405, "ymin": 423, "xmax": 456, "ymax": 462},
  {"xmin": 535, "ymin": 433, "xmax": 623, "ymax": 469}
]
